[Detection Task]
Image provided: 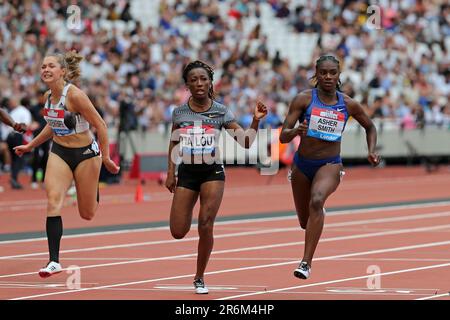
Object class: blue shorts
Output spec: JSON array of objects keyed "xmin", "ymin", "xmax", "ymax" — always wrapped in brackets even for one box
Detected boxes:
[{"xmin": 293, "ymin": 153, "xmax": 342, "ymax": 181}]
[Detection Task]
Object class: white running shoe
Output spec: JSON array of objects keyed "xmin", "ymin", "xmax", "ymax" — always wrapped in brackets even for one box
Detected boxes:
[
  {"xmin": 67, "ymin": 185, "xmax": 77, "ymax": 196},
  {"xmin": 193, "ymin": 278, "xmax": 209, "ymax": 294},
  {"xmin": 39, "ymin": 261, "xmax": 62, "ymax": 278},
  {"xmin": 294, "ymin": 261, "xmax": 311, "ymax": 279}
]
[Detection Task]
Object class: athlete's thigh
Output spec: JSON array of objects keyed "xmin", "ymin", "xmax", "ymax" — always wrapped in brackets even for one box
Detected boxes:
[
  {"xmin": 73, "ymin": 156, "xmax": 102, "ymax": 210},
  {"xmin": 310, "ymin": 163, "xmax": 343, "ymax": 200},
  {"xmin": 290, "ymin": 164, "xmax": 312, "ymax": 215},
  {"xmin": 44, "ymin": 153, "xmax": 74, "ymax": 205},
  {"xmin": 170, "ymin": 187, "xmax": 199, "ymax": 233},
  {"xmin": 198, "ymin": 180, "xmax": 225, "ymax": 222}
]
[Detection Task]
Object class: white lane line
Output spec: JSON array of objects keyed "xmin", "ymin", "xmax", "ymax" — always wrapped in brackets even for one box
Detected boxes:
[
  {"xmin": 0, "ymin": 228, "xmax": 296, "ymax": 260},
  {"xmin": 2, "ymin": 209, "xmax": 450, "ymax": 260},
  {"xmin": 326, "ymin": 286, "xmax": 437, "ymax": 291},
  {"xmin": 2, "ymin": 173, "xmax": 449, "ymax": 209},
  {"xmin": 2, "ymin": 200, "xmax": 450, "ymax": 245},
  {"xmin": 8, "ymin": 237, "xmax": 450, "ymax": 299},
  {"xmin": 217, "ymin": 262, "xmax": 450, "ymax": 300},
  {"xmin": 2, "ymin": 222, "xmax": 450, "ymax": 279},
  {"xmin": 5, "ymin": 286, "xmax": 433, "ymax": 297},
  {"xmin": 3, "ymin": 174, "xmax": 449, "ymax": 206},
  {"xmin": 317, "ymin": 258, "xmax": 450, "ymax": 262},
  {"xmin": 6, "ymin": 257, "xmax": 450, "ymax": 263},
  {"xmin": 415, "ymin": 292, "xmax": 450, "ymax": 300}
]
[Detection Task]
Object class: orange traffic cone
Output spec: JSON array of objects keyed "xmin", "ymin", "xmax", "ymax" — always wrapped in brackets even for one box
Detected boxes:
[{"xmin": 135, "ymin": 180, "xmax": 144, "ymax": 203}]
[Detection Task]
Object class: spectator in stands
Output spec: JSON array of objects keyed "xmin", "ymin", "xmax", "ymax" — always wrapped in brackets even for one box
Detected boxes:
[
  {"xmin": 5, "ymin": 97, "xmax": 32, "ymax": 189},
  {"xmin": 0, "ymin": 0, "xmax": 447, "ymax": 160},
  {"xmin": 29, "ymin": 89, "xmax": 50, "ymax": 189}
]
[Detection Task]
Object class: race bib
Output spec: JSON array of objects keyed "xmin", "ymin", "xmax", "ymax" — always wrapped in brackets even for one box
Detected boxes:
[
  {"xmin": 307, "ymin": 107, "xmax": 345, "ymax": 142},
  {"xmin": 43, "ymin": 108, "xmax": 72, "ymax": 136},
  {"xmin": 179, "ymin": 125, "xmax": 216, "ymax": 155}
]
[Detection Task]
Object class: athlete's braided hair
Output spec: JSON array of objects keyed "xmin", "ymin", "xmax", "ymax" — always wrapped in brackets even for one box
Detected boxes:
[
  {"xmin": 182, "ymin": 60, "xmax": 215, "ymax": 99},
  {"xmin": 310, "ymin": 55, "xmax": 342, "ymax": 91}
]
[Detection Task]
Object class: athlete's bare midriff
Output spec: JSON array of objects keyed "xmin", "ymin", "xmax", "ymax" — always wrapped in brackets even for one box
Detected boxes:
[
  {"xmin": 297, "ymin": 137, "xmax": 341, "ymax": 159},
  {"xmin": 53, "ymin": 130, "xmax": 93, "ymax": 148}
]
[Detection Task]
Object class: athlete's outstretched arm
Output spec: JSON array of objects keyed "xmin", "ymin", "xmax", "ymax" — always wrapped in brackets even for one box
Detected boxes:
[
  {"xmin": 279, "ymin": 92, "xmax": 308, "ymax": 143},
  {"xmin": 0, "ymin": 108, "xmax": 14, "ymax": 127},
  {"xmin": 14, "ymin": 91, "xmax": 53, "ymax": 156},
  {"xmin": 0, "ymin": 107, "xmax": 26, "ymax": 132},
  {"xmin": 346, "ymin": 97, "xmax": 380, "ymax": 166},
  {"xmin": 14, "ymin": 124, "xmax": 53, "ymax": 156},
  {"xmin": 225, "ymin": 100, "xmax": 267, "ymax": 149},
  {"xmin": 68, "ymin": 87, "xmax": 120, "ymax": 174}
]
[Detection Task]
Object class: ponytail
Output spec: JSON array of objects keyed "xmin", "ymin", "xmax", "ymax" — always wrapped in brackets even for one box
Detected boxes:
[{"xmin": 63, "ymin": 51, "xmax": 83, "ymax": 82}]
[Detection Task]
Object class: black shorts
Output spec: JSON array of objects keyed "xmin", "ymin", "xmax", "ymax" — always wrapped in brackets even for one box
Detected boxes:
[
  {"xmin": 177, "ymin": 163, "xmax": 225, "ymax": 192},
  {"xmin": 51, "ymin": 140, "xmax": 100, "ymax": 172}
]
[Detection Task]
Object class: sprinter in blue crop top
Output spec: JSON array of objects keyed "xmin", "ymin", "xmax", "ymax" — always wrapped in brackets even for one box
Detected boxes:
[
  {"xmin": 14, "ymin": 52, "xmax": 120, "ymax": 278},
  {"xmin": 279, "ymin": 55, "xmax": 380, "ymax": 280}
]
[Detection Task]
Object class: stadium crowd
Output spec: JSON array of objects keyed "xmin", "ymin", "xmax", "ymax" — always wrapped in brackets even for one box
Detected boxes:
[{"xmin": 0, "ymin": 0, "xmax": 449, "ymax": 190}]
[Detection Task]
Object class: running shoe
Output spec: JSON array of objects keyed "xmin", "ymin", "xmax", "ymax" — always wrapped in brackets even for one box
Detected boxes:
[
  {"xmin": 339, "ymin": 170, "xmax": 346, "ymax": 182},
  {"xmin": 294, "ymin": 261, "xmax": 311, "ymax": 279},
  {"xmin": 193, "ymin": 278, "xmax": 209, "ymax": 294},
  {"xmin": 67, "ymin": 185, "xmax": 77, "ymax": 196},
  {"xmin": 39, "ymin": 261, "xmax": 62, "ymax": 278}
]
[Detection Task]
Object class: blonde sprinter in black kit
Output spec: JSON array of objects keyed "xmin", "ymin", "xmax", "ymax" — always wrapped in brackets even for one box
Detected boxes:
[
  {"xmin": 14, "ymin": 52, "xmax": 120, "ymax": 277},
  {"xmin": 166, "ymin": 61, "xmax": 268, "ymax": 294}
]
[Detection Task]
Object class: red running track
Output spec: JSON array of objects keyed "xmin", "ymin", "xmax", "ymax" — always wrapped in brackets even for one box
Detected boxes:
[{"xmin": 0, "ymin": 165, "xmax": 450, "ymax": 300}]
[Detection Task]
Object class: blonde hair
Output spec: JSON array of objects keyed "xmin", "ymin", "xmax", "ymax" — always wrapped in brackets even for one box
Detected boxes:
[{"xmin": 48, "ymin": 51, "xmax": 83, "ymax": 82}]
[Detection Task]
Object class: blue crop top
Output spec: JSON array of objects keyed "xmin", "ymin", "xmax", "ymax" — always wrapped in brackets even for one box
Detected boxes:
[{"xmin": 299, "ymin": 88, "xmax": 349, "ymax": 142}]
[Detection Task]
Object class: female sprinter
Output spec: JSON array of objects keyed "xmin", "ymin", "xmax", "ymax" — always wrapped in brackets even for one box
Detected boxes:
[
  {"xmin": 14, "ymin": 52, "xmax": 120, "ymax": 277},
  {"xmin": 165, "ymin": 60, "xmax": 267, "ymax": 294},
  {"xmin": 280, "ymin": 55, "xmax": 380, "ymax": 280}
]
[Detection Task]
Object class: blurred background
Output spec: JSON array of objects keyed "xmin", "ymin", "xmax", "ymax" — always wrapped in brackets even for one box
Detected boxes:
[{"xmin": 0, "ymin": 0, "xmax": 449, "ymax": 191}]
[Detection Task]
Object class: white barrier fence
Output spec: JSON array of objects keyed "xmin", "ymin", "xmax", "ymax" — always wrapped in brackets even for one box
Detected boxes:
[{"xmin": 111, "ymin": 124, "xmax": 450, "ymax": 165}]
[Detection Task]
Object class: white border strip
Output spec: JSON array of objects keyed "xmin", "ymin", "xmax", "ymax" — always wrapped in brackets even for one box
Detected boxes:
[{"xmin": 2, "ymin": 200, "xmax": 450, "ymax": 245}]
